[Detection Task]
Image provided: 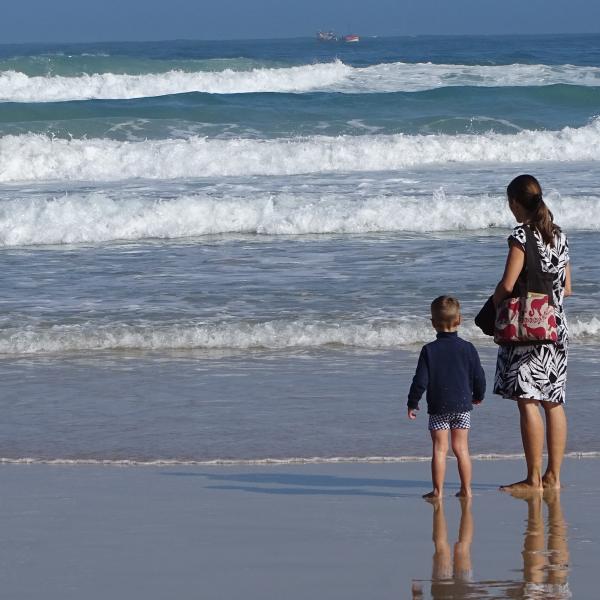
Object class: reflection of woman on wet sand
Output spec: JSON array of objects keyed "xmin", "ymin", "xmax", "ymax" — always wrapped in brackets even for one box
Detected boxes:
[
  {"xmin": 411, "ymin": 491, "xmax": 570, "ymax": 599},
  {"xmin": 517, "ymin": 490, "xmax": 571, "ymax": 599}
]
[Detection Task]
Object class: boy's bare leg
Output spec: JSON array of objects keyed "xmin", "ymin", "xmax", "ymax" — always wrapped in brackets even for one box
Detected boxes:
[
  {"xmin": 424, "ymin": 429, "xmax": 448, "ymax": 499},
  {"xmin": 451, "ymin": 428, "xmax": 472, "ymax": 497},
  {"xmin": 454, "ymin": 498, "xmax": 473, "ymax": 580},
  {"xmin": 501, "ymin": 399, "xmax": 544, "ymax": 492},
  {"xmin": 431, "ymin": 499, "xmax": 452, "ymax": 580},
  {"xmin": 541, "ymin": 401, "xmax": 567, "ymax": 489}
]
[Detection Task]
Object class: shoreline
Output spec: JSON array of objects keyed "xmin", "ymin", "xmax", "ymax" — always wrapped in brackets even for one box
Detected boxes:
[{"xmin": 1, "ymin": 450, "xmax": 599, "ymax": 466}]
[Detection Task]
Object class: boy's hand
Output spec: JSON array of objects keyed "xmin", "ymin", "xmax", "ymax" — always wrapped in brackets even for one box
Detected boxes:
[
  {"xmin": 473, "ymin": 399, "xmax": 483, "ymax": 405},
  {"xmin": 407, "ymin": 408, "xmax": 418, "ymax": 420}
]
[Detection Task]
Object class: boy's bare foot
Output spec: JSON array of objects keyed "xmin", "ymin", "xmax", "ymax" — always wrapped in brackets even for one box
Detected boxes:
[
  {"xmin": 500, "ymin": 479, "xmax": 543, "ymax": 494},
  {"xmin": 423, "ymin": 490, "xmax": 442, "ymax": 500},
  {"xmin": 542, "ymin": 473, "xmax": 561, "ymax": 489},
  {"xmin": 455, "ymin": 488, "xmax": 472, "ymax": 498}
]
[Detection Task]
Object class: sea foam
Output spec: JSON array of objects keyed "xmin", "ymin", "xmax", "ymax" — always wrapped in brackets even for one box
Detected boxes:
[
  {"xmin": 1, "ymin": 317, "xmax": 598, "ymax": 354},
  {"xmin": 1, "ymin": 191, "xmax": 599, "ymax": 246},
  {"xmin": 1, "ymin": 119, "xmax": 600, "ymax": 183},
  {"xmin": 2, "ymin": 453, "xmax": 599, "ymax": 466},
  {"xmin": 0, "ymin": 62, "xmax": 351, "ymax": 102},
  {"xmin": 1, "ymin": 60, "xmax": 600, "ymax": 101}
]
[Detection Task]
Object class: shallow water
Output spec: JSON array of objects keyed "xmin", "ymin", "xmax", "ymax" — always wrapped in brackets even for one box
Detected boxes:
[{"xmin": 0, "ymin": 35, "xmax": 599, "ymax": 461}]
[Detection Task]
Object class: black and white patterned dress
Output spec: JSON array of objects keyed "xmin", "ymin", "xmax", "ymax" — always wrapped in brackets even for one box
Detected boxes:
[{"xmin": 494, "ymin": 225, "xmax": 569, "ymax": 404}]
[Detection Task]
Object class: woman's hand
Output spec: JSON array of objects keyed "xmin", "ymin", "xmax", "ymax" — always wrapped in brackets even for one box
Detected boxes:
[{"xmin": 493, "ymin": 242, "xmax": 525, "ymax": 306}]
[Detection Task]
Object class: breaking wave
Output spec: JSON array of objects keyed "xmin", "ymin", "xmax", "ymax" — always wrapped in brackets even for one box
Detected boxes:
[
  {"xmin": 1, "ymin": 317, "xmax": 598, "ymax": 354},
  {"xmin": 1, "ymin": 190, "xmax": 599, "ymax": 246},
  {"xmin": 2, "ymin": 60, "xmax": 600, "ymax": 101},
  {"xmin": 0, "ymin": 62, "xmax": 351, "ymax": 102},
  {"xmin": 1, "ymin": 118, "xmax": 600, "ymax": 183}
]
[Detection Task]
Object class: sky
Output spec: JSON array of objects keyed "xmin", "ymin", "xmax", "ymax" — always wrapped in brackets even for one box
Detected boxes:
[{"xmin": 2, "ymin": 0, "xmax": 600, "ymax": 44}]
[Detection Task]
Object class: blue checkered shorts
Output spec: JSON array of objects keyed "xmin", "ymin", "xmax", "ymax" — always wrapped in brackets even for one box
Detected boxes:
[{"xmin": 428, "ymin": 411, "xmax": 471, "ymax": 431}]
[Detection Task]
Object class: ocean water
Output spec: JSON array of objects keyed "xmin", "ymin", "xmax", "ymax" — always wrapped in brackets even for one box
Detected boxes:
[{"xmin": 0, "ymin": 34, "xmax": 599, "ymax": 463}]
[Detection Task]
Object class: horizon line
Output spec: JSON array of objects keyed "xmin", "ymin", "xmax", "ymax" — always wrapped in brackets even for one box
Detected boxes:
[{"xmin": 1, "ymin": 31, "xmax": 599, "ymax": 48}]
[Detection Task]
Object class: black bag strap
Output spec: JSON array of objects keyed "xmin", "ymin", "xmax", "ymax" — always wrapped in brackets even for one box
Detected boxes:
[
  {"xmin": 522, "ymin": 225, "xmax": 555, "ymax": 306},
  {"xmin": 523, "ymin": 225, "xmax": 543, "ymax": 276}
]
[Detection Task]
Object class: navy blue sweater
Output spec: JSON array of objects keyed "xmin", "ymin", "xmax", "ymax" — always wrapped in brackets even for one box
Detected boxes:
[{"xmin": 407, "ymin": 332, "xmax": 486, "ymax": 415}]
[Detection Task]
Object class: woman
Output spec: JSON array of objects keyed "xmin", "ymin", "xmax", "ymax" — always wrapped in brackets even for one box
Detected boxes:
[{"xmin": 493, "ymin": 174, "xmax": 571, "ymax": 492}]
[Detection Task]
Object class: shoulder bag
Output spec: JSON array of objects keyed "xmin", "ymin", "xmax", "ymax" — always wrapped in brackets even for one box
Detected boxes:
[{"xmin": 494, "ymin": 225, "xmax": 558, "ymax": 345}]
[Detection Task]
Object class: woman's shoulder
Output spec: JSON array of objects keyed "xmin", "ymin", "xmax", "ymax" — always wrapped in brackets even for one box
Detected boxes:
[
  {"xmin": 556, "ymin": 228, "xmax": 568, "ymax": 245},
  {"xmin": 508, "ymin": 225, "xmax": 527, "ymax": 246},
  {"xmin": 554, "ymin": 228, "xmax": 569, "ymax": 255}
]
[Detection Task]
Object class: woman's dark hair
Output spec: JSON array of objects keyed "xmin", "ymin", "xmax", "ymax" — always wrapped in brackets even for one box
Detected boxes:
[{"xmin": 506, "ymin": 174, "xmax": 560, "ymax": 246}]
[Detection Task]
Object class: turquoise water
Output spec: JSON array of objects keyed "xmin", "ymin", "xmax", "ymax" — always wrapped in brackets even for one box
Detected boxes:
[
  {"xmin": 0, "ymin": 35, "xmax": 599, "ymax": 462},
  {"xmin": 3, "ymin": 85, "xmax": 600, "ymax": 140}
]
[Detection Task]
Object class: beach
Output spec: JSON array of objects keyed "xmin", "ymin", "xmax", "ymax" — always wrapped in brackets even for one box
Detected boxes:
[
  {"xmin": 1, "ymin": 33, "xmax": 600, "ymax": 598},
  {"xmin": 1, "ymin": 458, "xmax": 598, "ymax": 599}
]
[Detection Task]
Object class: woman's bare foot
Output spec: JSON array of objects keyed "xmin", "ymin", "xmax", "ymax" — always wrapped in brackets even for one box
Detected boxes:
[
  {"xmin": 542, "ymin": 472, "xmax": 561, "ymax": 489},
  {"xmin": 456, "ymin": 487, "xmax": 472, "ymax": 498},
  {"xmin": 423, "ymin": 489, "xmax": 442, "ymax": 500},
  {"xmin": 500, "ymin": 479, "xmax": 543, "ymax": 494}
]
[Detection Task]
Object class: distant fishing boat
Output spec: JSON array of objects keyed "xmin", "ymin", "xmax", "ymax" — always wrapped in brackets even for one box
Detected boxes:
[
  {"xmin": 317, "ymin": 31, "xmax": 338, "ymax": 42},
  {"xmin": 343, "ymin": 34, "xmax": 360, "ymax": 43}
]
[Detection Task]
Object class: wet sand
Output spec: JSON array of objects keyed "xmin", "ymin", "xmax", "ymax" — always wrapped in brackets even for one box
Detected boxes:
[{"xmin": 0, "ymin": 458, "xmax": 598, "ymax": 599}]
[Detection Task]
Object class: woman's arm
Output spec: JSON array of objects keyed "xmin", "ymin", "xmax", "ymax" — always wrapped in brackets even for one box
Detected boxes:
[
  {"xmin": 564, "ymin": 263, "xmax": 572, "ymax": 297},
  {"xmin": 493, "ymin": 242, "xmax": 525, "ymax": 307}
]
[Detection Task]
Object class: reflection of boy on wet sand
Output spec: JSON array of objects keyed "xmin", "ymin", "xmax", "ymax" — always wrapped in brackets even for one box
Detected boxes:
[{"xmin": 411, "ymin": 498, "xmax": 474, "ymax": 599}]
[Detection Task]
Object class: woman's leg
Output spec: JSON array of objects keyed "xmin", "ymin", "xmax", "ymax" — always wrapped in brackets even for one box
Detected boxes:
[
  {"xmin": 424, "ymin": 429, "xmax": 448, "ymax": 499},
  {"xmin": 545, "ymin": 489, "xmax": 569, "ymax": 585},
  {"xmin": 522, "ymin": 494, "xmax": 546, "ymax": 585},
  {"xmin": 501, "ymin": 399, "xmax": 544, "ymax": 491},
  {"xmin": 541, "ymin": 401, "xmax": 567, "ymax": 489}
]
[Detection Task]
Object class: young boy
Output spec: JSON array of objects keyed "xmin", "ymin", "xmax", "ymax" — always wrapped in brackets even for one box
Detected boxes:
[{"xmin": 407, "ymin": 296, "xmax": 485, "ymax": 499}]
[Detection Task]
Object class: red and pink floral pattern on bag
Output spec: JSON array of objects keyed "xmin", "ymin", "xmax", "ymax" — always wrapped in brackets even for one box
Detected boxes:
[{"xmin": 494, "ymin": 293, "xmax": 558, "ymax": 345}]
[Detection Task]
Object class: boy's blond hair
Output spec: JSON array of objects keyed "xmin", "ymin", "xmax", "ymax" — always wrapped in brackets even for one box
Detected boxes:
[{"xmin": 431, "ymin": 295, "xmax": 461, "ymax": 328}]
